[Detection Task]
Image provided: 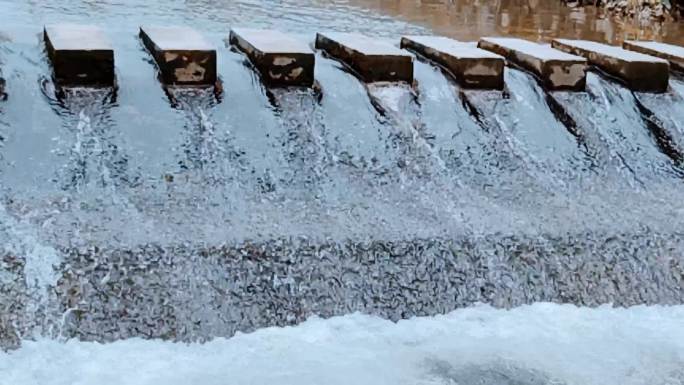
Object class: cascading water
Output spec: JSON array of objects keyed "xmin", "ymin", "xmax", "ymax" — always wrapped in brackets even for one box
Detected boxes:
[{"xmin": 1, "ymin": 0, "xmax": 684, "ymax": 383}]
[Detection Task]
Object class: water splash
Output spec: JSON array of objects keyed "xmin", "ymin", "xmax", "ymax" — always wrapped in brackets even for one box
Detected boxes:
[{"xmin": 2, "ymin": 303, "xmax": 684, "ymax": 385}]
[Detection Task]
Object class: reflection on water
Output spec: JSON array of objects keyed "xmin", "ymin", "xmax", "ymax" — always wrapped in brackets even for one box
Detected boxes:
[
  {"xmin": 5, "ymin": 0, "xmax": 684, "ymax": 43},
  {"xmin": 348, "ymin": 0, "xmax": 684, "ymax": 44}
]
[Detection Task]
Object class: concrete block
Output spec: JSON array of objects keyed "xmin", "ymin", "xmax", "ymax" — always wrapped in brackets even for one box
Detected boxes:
[
  {"xmin": 140, "ymin": 26, "xmax": 217, "ymax": 86},
  {"xmin": 478, "ymin": 37, "xmax": 587, "ymax": 91},
  {"xmin": 623, "ymin": 41, "xmax": 684, "ymax": 73},
  {"xmin": 315, "ymin": 32, "xmax": 413, "ymax": 83},
  {"xmin": 229, "ymin": 28, "xmax": 314, "ymax": 87},
  {"xmin": 401, "ymin": 35, "xmax": 504, "ymax": 90},
  {"xmin": 44, "ymin": 24, "xmax": 115, "ymax": 86},
  {"xmin": 552, "ymin": 39, "xmax": 669, "ymax": 93}
]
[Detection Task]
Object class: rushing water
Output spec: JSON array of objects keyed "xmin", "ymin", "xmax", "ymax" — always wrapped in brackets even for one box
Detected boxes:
[
  {"xmin": 3, "ymin": 304, "xmax": 684, "ymax": 385},
  {"xmin": 0, "ymin": 1, "xmax": 683, "ymax": 382}
]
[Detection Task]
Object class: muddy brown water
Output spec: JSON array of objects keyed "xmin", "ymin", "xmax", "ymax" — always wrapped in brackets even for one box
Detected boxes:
[{"xmin": 347, "ymin": 0, "xmax": 684, "ymax": 45}]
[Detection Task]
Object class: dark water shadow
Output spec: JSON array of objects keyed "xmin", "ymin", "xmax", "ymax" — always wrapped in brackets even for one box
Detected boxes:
[{"xmin": 425, "ymin": 358, "xmax": 563, "ymax": 385}]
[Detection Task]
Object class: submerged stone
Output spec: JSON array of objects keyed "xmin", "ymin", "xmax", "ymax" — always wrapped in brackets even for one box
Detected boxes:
[
  {"xmin": 401, "ymin": 35, "xmax": 504, "ymax": 90},
  {"xmin": 139, "ymin": 26, "xmax": 217, "ymax": 86},
  {"xmin": 229, "ymin": 28, "xmax": 315, "ymax": 87},
  {"xmin": 623, "ymin": 40, "xmax": 684, "ymax": 73},
  {"xmin": 478, "ymin": 37, "xmax": 587, "ymax": 91},
  {"xmin": 315, "ymin": 32, "xmax": 413, "ymax": 83},
  {"xmin": 552, "ymin": 39, "xmax": 670, "ymax": 93},
  {"xmin": 44, "ymin": 24, "xmax": 115, "ymax": 86}
]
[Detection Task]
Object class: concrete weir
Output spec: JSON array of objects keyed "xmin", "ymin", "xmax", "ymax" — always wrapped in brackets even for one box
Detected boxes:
[
  {"xmin": 478, "ymin": 37, "xmax": 587, "ymax": 91},
  {"xmin": 315, "ymin": 32, "xmax": 413, "ymax": 83},
  {"xmin": 623, "ymin": 41, "xmax": 684, "ymax": 73},
  {"xmin": 401, "ymin": 36, "xmax": 504, "ymax": 90},
  {"xmin": 44, "ymin": 24, "xmax": 115, "ymax": 86},
  {"xmin": 139, "ymin": 26, "xmax": 217, "ymax": 86},
  {"xmin": 552, "ymin": 39, "xmax": 670, "ymax": 93},
  {"xmin": 229, "ymin": 28, "xmax": 315, "ymax": 87}
]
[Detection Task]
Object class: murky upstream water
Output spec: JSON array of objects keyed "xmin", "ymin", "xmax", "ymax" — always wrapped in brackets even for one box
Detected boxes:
[
  {"xmin": 0, "ymin": 1, "xmax": 684, "ymax": 381},
  {"xmin": 351, "ymin": 0, "xmax": 684, "ymax": 44}
]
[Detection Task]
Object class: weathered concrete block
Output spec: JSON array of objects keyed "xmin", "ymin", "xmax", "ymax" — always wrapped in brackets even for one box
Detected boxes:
[
  {"xmin": 140, "ymin": 26, "xmax": 217, "ymax": 86},
  {"xmin": 229, "ymin": 28, "xmax": 315, "ymax": 87},
  {"xmin": 401, "ymin": 36, "xmax": 504, "ymax": 90},
  {"xmin": 44, "ymin": 24, "xmax": 115, "ymax": 86},
  {"xmin": 478, "ymin": 37, "xmax": 587, "ymax": 91},
  {"xmin": 552, "ymin": 39, "xmax": 669, "ymax": 93},
  {"xmin": 315, "ymin": 32, "xmax": 413, "ymax": 83},
  {"xmin": 623, "ymin": 41, "xmax": 684, "ymax": 73}
]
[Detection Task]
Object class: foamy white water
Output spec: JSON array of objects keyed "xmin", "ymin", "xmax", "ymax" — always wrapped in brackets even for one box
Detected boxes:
[{"xmin": 1, "ymin": 303, "xmax": 683, "ymax": 385}]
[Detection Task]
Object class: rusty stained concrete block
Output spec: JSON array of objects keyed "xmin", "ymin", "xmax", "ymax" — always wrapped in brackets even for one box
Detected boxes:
[
  {"xmin": 552, "ymin": 39, "xmax": 669, "ymax": 93},
  {"xmin": 623, "ymin": 41, "xmax": 684, "ymax": 73},
  {"xmin": 229, "ymin": 28, "xmax": 315, "ymax": 87},
  {"xmin": 315, "ymin": 32, "xmax": 413, "ymax": 83},
  {"xmin": 401, "ymin": 35, "xmax": 504, "ymax": 90},
  {"xmin": 140, "ymin": 26, "xmax": 217, "ymax": 86},
  {"xmin": 44, "ymin": 24, "xmax": 115, "ymax": 86},
  {"xmin": 478, "ymin": 37, "xmax": 587, "ymax": 91}
]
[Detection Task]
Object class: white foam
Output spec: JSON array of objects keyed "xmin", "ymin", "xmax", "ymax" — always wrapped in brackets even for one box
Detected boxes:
[
  {"xmin": 0, "ymin": 205, "xmax": 59, "ymax": 294},
  {"xmin": 2, "ymin": 303, "xmax": 683, "ymax": 385}
]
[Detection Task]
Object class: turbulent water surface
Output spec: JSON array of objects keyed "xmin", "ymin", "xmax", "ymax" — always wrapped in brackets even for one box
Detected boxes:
[
  {"xmin": 0, "ymin": 0, "xmax": 683, "ymax": 383},
  {"xmin": 3, "ymin": 304, "xmax": 684, "ymax": 385}
]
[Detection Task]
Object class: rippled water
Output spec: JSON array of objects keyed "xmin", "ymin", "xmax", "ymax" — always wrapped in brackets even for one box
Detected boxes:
[
  {"xmin": 0, "ymin": 0, "xmax": 683, "ymax": 355},
  {"xmin": 351, "ymin": 0, "xmax": 684, "ymax": 45}
]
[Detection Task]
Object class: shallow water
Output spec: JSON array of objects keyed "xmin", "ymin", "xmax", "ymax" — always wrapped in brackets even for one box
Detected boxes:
[{"xmin": 351, "ymin": 0, "xmax": 684, "ymax": 44}]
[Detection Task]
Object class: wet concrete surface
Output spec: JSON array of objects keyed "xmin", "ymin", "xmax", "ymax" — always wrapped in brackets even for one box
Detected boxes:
[
  {"xmin": 229, "ymin": 28, "xmax": 315, "ymax": 87},
  {"xmin": 315, "ymin": 32, "xmax": 414, "ymax": 83},
  {"xmin": 401, "ymin": 36, "xmax": 505, "ymax": 90},
  {"xmin": 44, "ymin": 24, "xmax": 115, "ymax": 86},
  {"xmin": 140, "ymin": 26, "xmax": 217, "ymax": 86},
  {"xmin": 478, "ymin": 37, "xmax": 588, "ymax": 90},
  {"xmin": 552, "ymin": 38, "xmax": 670, "ymax": 92},
  {"xmin": 623, "ymin": 40, "xmax": 684, "ymax": 71}
]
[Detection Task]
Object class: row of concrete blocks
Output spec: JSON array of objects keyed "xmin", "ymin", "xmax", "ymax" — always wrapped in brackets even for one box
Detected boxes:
[{"xmin": 33, "ymin": 24, "xmax": 684, "ymax": 94}]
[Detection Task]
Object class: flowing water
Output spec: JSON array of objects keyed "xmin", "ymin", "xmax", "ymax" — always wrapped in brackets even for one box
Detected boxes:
[
  {"xmin": 0, "ymin": 1, "xmax": 684, "ymax": 383},
  {"xmin": 349, "ymin": 0, "xmax": 684, "ymax": 44}
]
